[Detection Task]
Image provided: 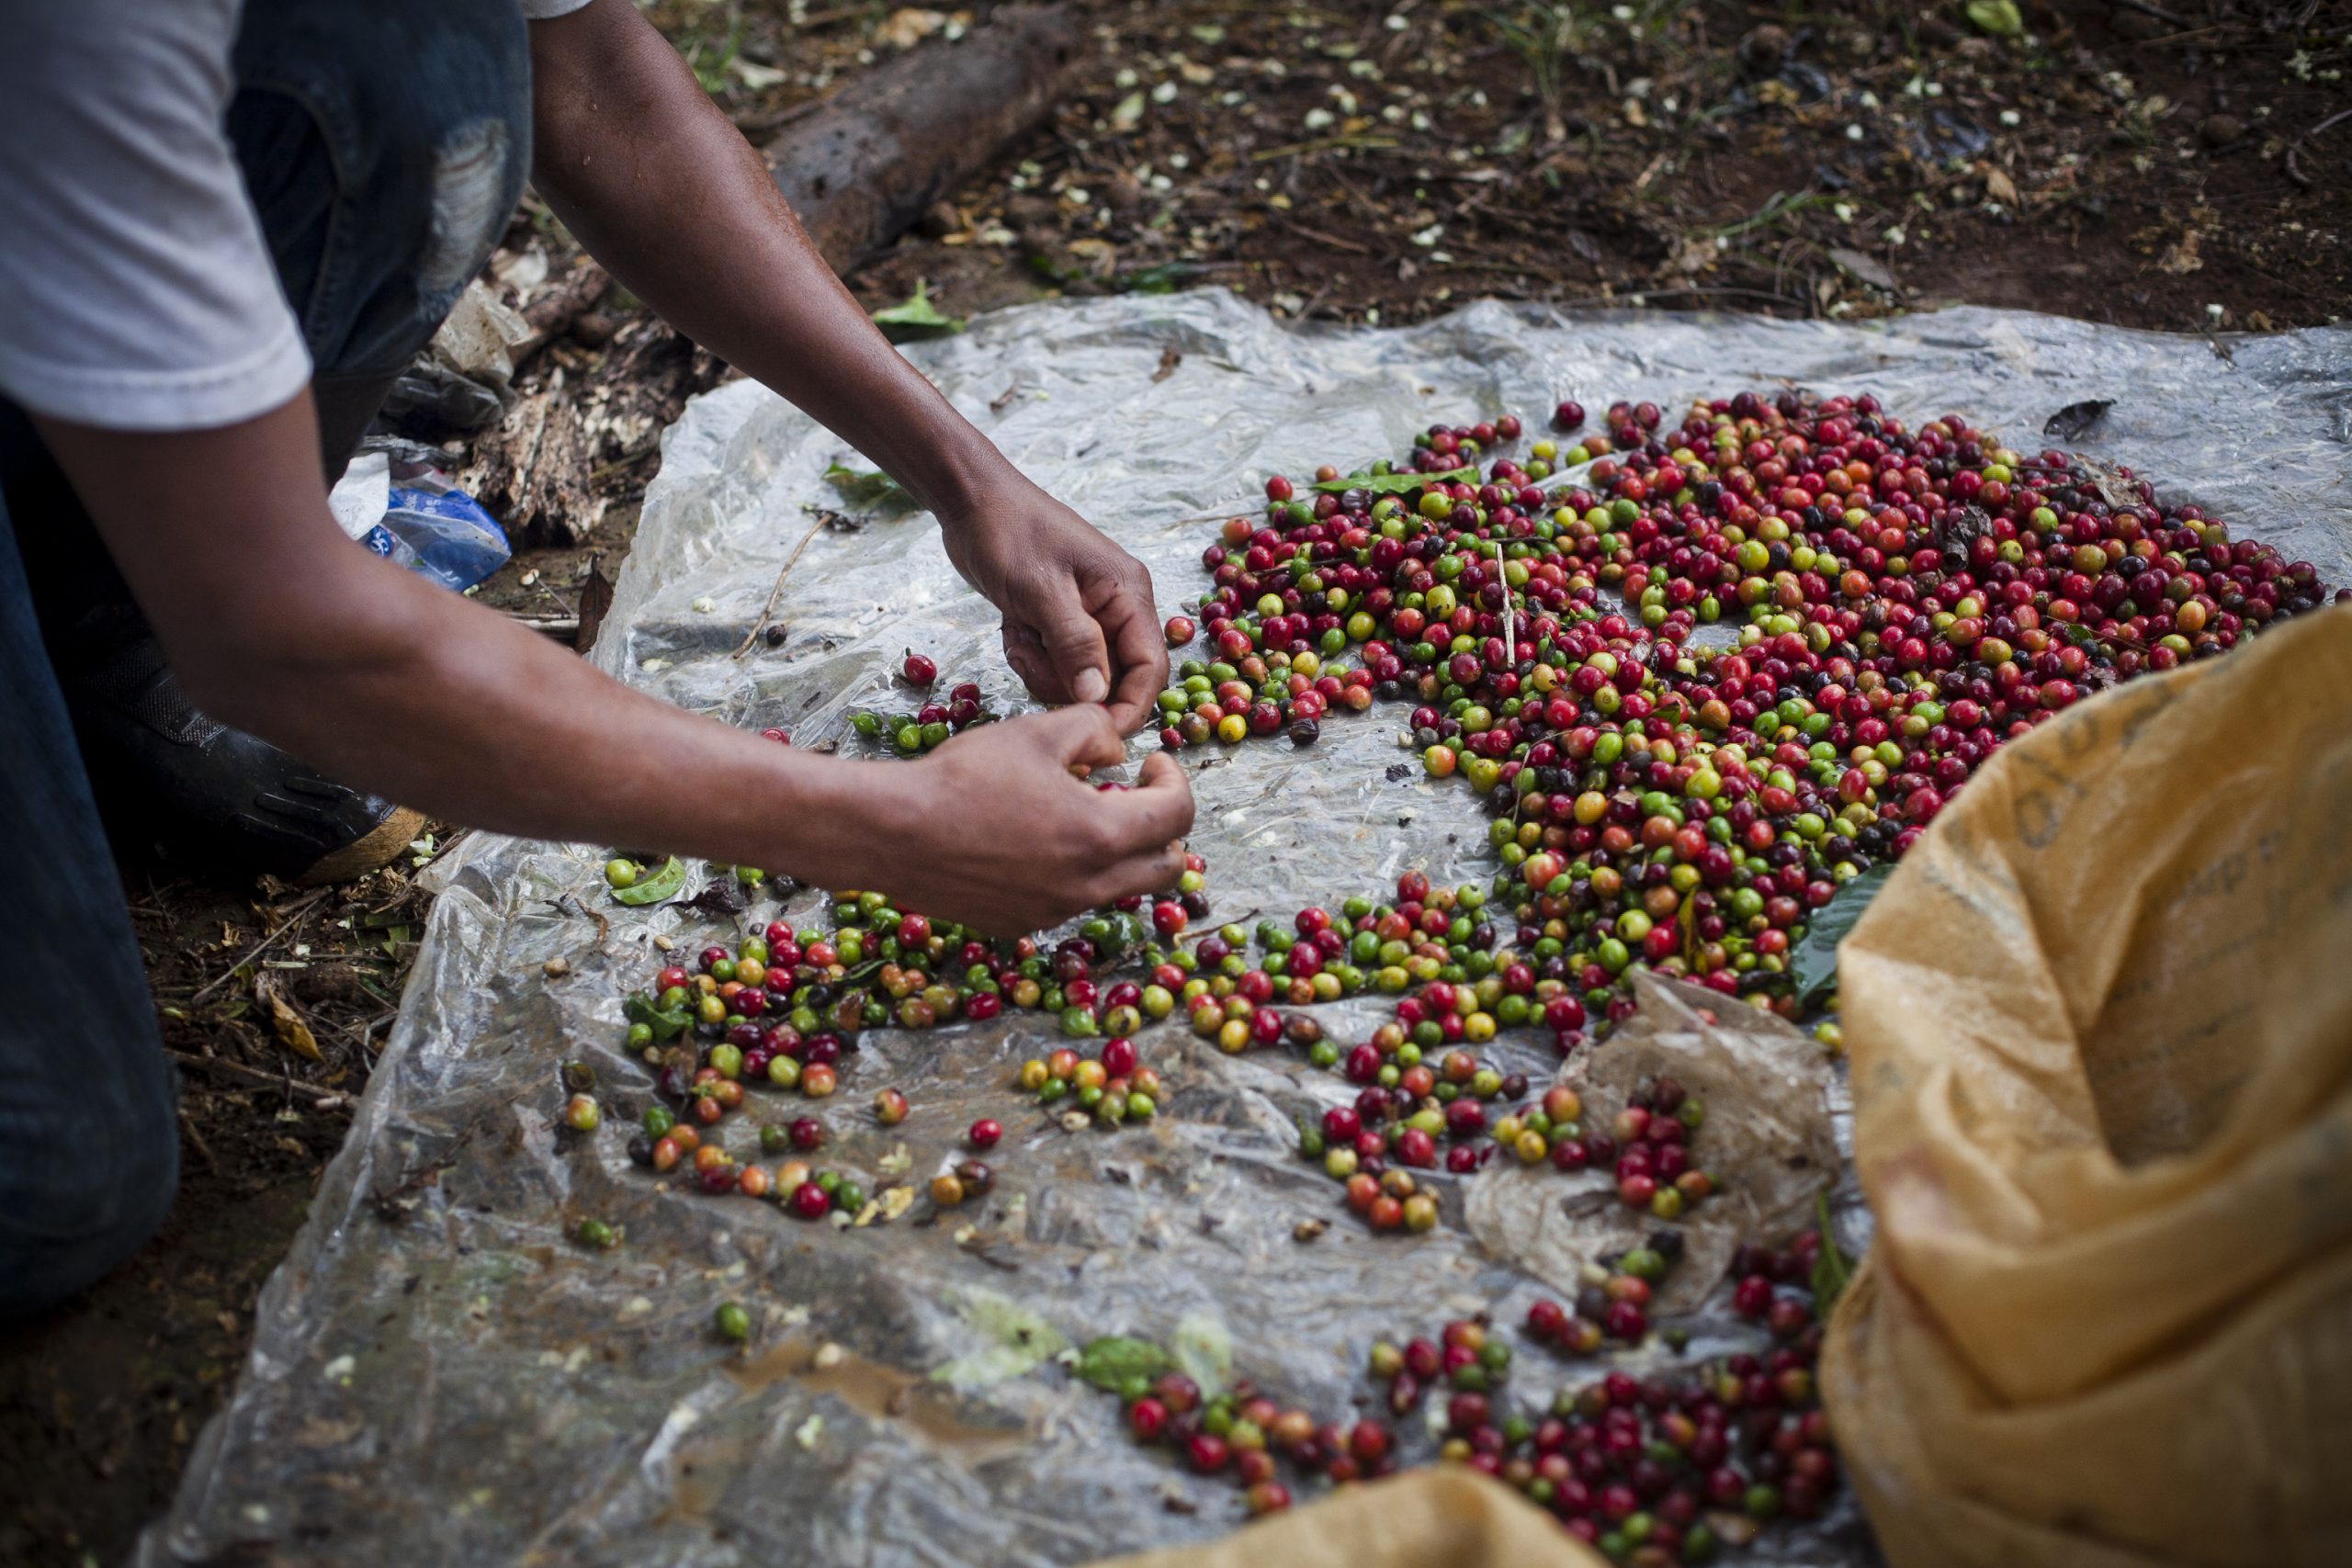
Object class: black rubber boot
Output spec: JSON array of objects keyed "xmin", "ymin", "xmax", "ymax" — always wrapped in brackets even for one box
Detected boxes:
[{"xmin": 62, "ymin": 624, "xmax": 425, "ymax": 886}]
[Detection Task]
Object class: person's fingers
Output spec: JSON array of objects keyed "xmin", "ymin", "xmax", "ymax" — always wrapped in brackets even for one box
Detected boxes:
[
  {"xmin": 1091, "ymin": 568, "xmax": 1170, "ymax": 732},
  {"xmin": 1001, "ymin": 622, "xmax": 1069, "ymax": 705},
  {"xmin": 1034, "ymin": 583, "xmax": 1114, "ymax": 707},
  {"xmin": 1034, "ymin": 699, "xmax": 1127, "ymax": 772},
  {"xmin": 1103, "ymin": 751, "xmax": 1196, "ymax": 845},
  {"xmin": 1083, "ymin": 839, "xmax": 1188, "ymax": 907}
]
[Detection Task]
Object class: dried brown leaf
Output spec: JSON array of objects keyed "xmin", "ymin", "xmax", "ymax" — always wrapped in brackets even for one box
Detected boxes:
[{"xmin": 261, "ymin": 979, "xmax": 322, "ymax": 1062}]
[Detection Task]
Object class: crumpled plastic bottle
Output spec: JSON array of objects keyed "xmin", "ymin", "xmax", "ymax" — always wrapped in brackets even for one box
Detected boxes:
[{"xmin": 327, "ymin": 446, "xmax": 510, "ymax": 592}]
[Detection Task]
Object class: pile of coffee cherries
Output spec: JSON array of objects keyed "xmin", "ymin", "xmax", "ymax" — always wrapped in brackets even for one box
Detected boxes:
[
  {"xmin": 1156, "ymin": 392, "xmax": 2341, "ymax": 1032},
  {"xmin": 1510, "ymin": 1333, "xmax": 1837, "ymax": 1562},
  {"xmin": 1013, "ymin": 1035, "xmax": 1169, "ymax": 1128},
  {"xmin": 1527, "ymin": 1231, "xmax": 1687, "ymax": 1353},
  {"xmin": 1292, "ymin": 1052, "xmax": 1531, "ymax": 1232},
  {"xmin": 627, "ymin": 1100, "xmax": 870, "ymax": 1217},
  {"xmin": 616, "ymin": 862, "xmax": 1215, "ymax": 1070},
  {"xmin": 1079, "ymin": 1255, "xmax": 1837, "ymax": 1560},
  {"xmin": 1113, "ymin": 1368, "xmax": 1399, "ymax": 1519},
  {"xmin": 1367, "ymin": 1316, "xmax": 1514, "ymax": 1414},
  {"xmin": 850, "ymin": 657, "xmax": 1001, "ymax": 755},
  {"xmin": 606, "ymin": 886, "xmax": 1204, "ymax": 1224}
]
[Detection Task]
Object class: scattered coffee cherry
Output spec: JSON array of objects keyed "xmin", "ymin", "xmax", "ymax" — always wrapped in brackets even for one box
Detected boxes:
[
  {"xmin": 901, "ymin": 650, "xmax": 937, "ymax": 686},
  {"xmin": 967, "ymin": 1118, "xmax": 1002, "ymax": 1151},
  {"xmin": 873, "ymin": 1088, "xmax": 909, "ymax": 1125},
  {"xmin": 714, "ymin": 1302, "xmax": 751, "ymax": 1342},
  {"xmin": 575, "ymin": 1217, "xmax": 618, "ymax": 1249},
  {"xmin": 930, "ymin": 1171, "xmax": 967, "ymax": 1207},
  {"xmin": 561, "ymin": 1093, "xmax": 601, "ymax": 1132}
]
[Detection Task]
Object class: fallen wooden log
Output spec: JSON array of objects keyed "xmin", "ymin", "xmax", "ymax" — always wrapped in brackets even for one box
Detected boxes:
[
  {"xmin": 763, "ymin": 4, "xmax": 1081, "ymax": 270},
  {"xmin": 463, "ymin": 6, "xmax": 1080, "ymax": 546}
]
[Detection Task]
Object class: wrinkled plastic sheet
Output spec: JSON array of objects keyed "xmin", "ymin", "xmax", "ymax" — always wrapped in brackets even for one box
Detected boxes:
[{"xmin": 140, "ymin": 292, "xmax": 2351, "ymax": 1567}]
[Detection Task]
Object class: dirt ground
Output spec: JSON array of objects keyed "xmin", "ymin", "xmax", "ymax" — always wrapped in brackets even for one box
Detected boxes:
[{"xmin": 5, "ymin": 0, "xmax": 2345, "ymax": 1562}]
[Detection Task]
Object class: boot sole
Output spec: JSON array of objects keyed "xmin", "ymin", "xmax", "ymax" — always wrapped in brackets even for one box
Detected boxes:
[{"xmin": 296, "ymin": 806, "xmax": 430, "ymax": 886}]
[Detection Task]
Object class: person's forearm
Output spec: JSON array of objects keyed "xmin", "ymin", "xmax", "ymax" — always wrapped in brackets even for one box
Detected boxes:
[
  {"xmin": 527, "ymin": 3, "xmax": 1007, "ymax": 517},
  {"xmin": 36, "ymin": 402, "xmax": 899, "ymax": 890}
]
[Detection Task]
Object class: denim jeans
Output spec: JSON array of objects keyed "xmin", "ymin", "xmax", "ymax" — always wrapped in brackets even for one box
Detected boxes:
[{"xmin": 0, "ymin": 0, "xmax": 530, "ymax": 1317}]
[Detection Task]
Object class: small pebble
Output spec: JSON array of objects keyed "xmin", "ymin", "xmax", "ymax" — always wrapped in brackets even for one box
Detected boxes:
[{"xmin": 2197, "ymin": 113, "xmax": 2244, "ymax": 150}]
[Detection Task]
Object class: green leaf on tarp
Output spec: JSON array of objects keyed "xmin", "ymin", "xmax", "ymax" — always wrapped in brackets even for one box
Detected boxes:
[
  {"xmin": 870, "ymin": 279, "xmax": 963, "ymax": 343},
  {"xmin": 623, "ymin": 993, "xmax": 690, "ymax": 1042},
  {"xmin": 1964, "ymin": 0, "xmax": 2022, "ymax": 37},
  {"xmin": 610, "ymin": 854, "xmax": 687, "ymax": 907},
  {"xmin": 1789, "ymin": 860, "xmax": 1895, "ymax": 1003},
  {"xmin": 1810, "ymin": 1191, "xmax": 1854, "ymax": 1313},
  {"xmin": 1170, "ymin": 1311, "xmax": 1233, "ymax": 1399},
  {"xmin": 1073, "ymin": 1336, "xmax": 1171, "ymax": 1393},
  {"xmin": 1312, "ymin": 465, "xmax": 1476, "ymax": 495},
  {"xmin": 823, "ymin": 463, "xmax": 918, "ymax": 513},
  {"xmin": 928, "ymin": 1289, "xmax": 1070, "ymax": 1390}
]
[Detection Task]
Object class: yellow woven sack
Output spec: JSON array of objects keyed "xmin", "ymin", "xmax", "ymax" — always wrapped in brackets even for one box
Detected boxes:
[{"xmin": 1823, "ymin": 608, "xmax": 2352, "ymax": 1567}]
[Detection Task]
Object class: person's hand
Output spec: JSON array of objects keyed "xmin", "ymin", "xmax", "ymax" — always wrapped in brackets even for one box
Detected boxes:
[
  {"xmin": 838, "ymin": 705, "xmax": 1193, "ymax": 936},
  {"xmin": 936, "ymin": 476, "xmax": 1170, "ymax": 733}
]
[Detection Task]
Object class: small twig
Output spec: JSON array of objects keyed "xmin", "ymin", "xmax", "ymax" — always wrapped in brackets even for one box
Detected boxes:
[
  {"xmin": 530, "ymin": 576, "xmax": 576, "ymax": 618},
  {"xmin": 560, "ymin": 894, "xmax": 614, "ymax": 957},
  {"xmin": 168, "ymin": 1049, "xmax": 299, "ymax": 1094},
  {"xmin": 510, "ymin": 614, "xmax": 582, "ymax": 639},
  {"xmin": 2120, "ymin": 19, "xmax": 2234, "ymax": 47},
  {"xmin": 2109, "ymin": 0, "xmax": 2188, "ymax": 24},
  {"xmin": 188, "ymin": 888, "xmax": 334, "ymax": 1005},
  {"xmin": 589, "ymin": 443, "xmax": 662, "ymax": 485},
  {"xmin": 1275, "ymin": 218, "xmax": 1375, "ymax": 256},
  {"xmin": 733, "ymin": 513, "xmax": 832, "ymax": 658},
  {"xmin": 1250, "ymin": 133, "xmax": 1400, "ymax": 163},
  {"xmin": 349, "ymin": 1009, "xmax": 398, "ymax": 1058},
  {"xmin": 176, "ymin": 1108, "xmax": 223, "ymax": 1177},
  {"xmin": 2283, "ymin": 107, "xmax": 2351, "ymax": 190}
]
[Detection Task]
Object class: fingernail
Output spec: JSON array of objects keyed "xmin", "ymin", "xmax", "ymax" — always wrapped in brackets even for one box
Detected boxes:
[{"xmin": 1074, "ymin": 668, "xmax": 1109, "ymax": 704}]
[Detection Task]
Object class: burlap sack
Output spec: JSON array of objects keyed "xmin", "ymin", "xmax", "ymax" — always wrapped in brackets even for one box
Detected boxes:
[{"xmin": 1823, "ymin": 608, "xmax": 2352, "ymax": 1567}]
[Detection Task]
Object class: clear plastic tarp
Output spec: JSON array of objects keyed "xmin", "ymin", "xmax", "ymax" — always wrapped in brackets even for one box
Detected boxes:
[{"xmin": 138, "ymin": 292, "xmax": 2351, "ymax": 1567}]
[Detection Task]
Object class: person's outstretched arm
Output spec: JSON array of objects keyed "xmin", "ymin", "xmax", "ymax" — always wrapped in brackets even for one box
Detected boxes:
[
  {"xmin": 35, "ymin": 394, "xmax": 1193, "ymax": 935},
  {"xmin": 526, "ymin": 0, "xmax": 1169, "ymax": 729}
]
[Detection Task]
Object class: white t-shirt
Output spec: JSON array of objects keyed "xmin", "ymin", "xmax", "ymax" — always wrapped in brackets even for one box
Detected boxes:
[{"xmin": 0, "ymin": 0, "xmax": 592, "ymax": 434}]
